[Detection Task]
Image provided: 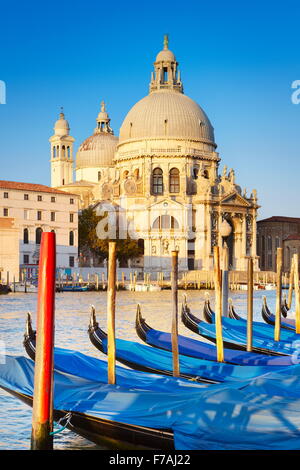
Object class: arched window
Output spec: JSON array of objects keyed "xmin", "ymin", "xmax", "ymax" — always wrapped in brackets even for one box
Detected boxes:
[
  {"xmin": 152, "ymin": 168, "xmax": 163, "ymax": 195},
  {"xmin": 152, "ymin": 215, "xmax": 179, "ymax": 230},
  {"xmin": 67, "ymin": 146, "xmax": 70, "ymax": 158},
  {"xmin": 193, "ymin": 167, "xmax": 199, "ymax": 180},
  {"xmin": 23, "ymin": 228, "xmax": 29, "ymax": 244},
  {"xmin": 57, "ymin": 145, "xmax": 59, "ymax": 157},
  {"xmin": 53, "ymin": 147, "xmax": 56, "ymax": 158},
  {"xmin": 62, "ymin": 145, "xmax": 65, "ymax": 158},
  {"xmin": 134, "ymin": 168, "xmax": 139, "ymax": 180},
  {"xmin": 35, "ymin": 228, "xmax": 43, "ymax": 245},
  {"xmin": 169, "ymin": 168, "xmax": 180, "ymax": 193},
  {"xmin": 69, "ymin": 231, "xmax": 74, "ymax": 246}
]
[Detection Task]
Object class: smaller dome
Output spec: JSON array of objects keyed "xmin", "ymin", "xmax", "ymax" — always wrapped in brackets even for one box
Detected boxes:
[
  {"xmin": 76, "ymin": 133, "xmax": 118, "ymax": 169},
  {"xmin": 156, "ymin": 48, "xmax": 175, "ymax": 62},
  {"xmin": 76, "ymin": 101, "xmax": 118, "ymax": 169},
  {"xmin": 54, "ymin": 111, "xmax": 70, "ymax": 136}
]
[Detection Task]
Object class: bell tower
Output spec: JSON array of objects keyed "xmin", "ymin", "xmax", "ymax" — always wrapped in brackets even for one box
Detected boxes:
[{"xmin": 49, "ymin": 109, "xmax": 75, "ymax": 187}]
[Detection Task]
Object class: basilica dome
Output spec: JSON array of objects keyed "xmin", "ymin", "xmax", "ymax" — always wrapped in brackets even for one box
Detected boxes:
[
  {"xmin": 76, "ymin": 133, "xmax": 118, "ymax": 169},
  {"xmin": 76, "ymin": 102, "xmax": 118, "ymax": 169},
  {"xmin": 117, "ymin": 36, "xmax": 215, "ymax": 158},
  {"xmin": 118, "ymin": 90, "xmax": 215, "ymax": 145}
]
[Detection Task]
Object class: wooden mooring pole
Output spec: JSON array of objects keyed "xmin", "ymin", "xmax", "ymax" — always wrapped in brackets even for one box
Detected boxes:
[
  {"xmin": 31, "ymin": 232, "xmax": 56, "ymax": 450},
  {"xmin": 107, "ymin": 242, "xmax": 116, "ymax": 385},
  {"xmin": 293, "ymin": 253, "xmax": 300, "ymax": 334},
  {"xmin": 213, "ymin": 246, "xmax": 224, "ymax": 362},
  {"xmin": 222, "ymin": 243, "xmax": 229, "ymax": 317},
  {"xmin": 171, "ymin": 251, "xmax": 180, "ymax": 377},
  {"xmin": 274, "ymin": 247, "xmax": 283, "ymax": 342},
  {"xmin": 247, "ymin": 257, "xmax": 253, "ymax": 352},
  {"xmin": 288, "ymin": 256, "xmax": 295, "ymax": 310}
]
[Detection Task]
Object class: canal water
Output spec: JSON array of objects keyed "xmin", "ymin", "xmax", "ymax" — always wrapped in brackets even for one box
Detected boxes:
[{"xmin": 0, "ymin": 289, "xmax": 289, "ymax": 449}]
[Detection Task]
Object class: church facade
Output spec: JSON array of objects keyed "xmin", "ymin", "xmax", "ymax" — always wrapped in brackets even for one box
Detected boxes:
[{"xmin": 50, "ymin": 37, "xmax": 259, "ymax": 272}]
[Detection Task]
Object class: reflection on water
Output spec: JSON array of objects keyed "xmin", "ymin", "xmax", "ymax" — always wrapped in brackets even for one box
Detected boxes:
[{"xmin": 0, "ymin": 288, "xmax": 289, "ymax": 449}]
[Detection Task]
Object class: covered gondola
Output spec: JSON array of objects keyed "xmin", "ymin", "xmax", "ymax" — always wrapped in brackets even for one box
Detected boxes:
[
  {"xmin": 182, "ymin": 301, "xmax": 295, "ymax": 356},
  {"xmin": 203, "ymin": 299, "xmax": 299, "ymax": 343},
  {"xmin": 89, "ymin": 308, "xmax": 293, "ymax": 382},
  {"xmin": 5, "ymin": 354, "xmax": 300, "ymax": 450},
  {"xmin": 203, "ymin": 298, "xmax": 242, "ymax": 322},
  {"xmin": 136, "ymin": 304, "xmax": 294, "ymax": 366},
  {"xmin": 261, "ymin": 297, "xmax": 295, "ymax": 331},
  {"xmin": 228, "ymin": 299, "xmax": 241, "ymax": 320}
]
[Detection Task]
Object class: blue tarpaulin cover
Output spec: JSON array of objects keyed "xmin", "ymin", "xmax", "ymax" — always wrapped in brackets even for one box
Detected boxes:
[
  {"xmin": 145, "ymin": 327, "xmax": 294, "ymax": 366},
  {"xmin": 197, "ymin": 320, "xmax": 297, "ymax": 355},
  {"xmin": 99, "ymin": 335, "xmax": 292, "ymax": 382},
  {"xmin": 3, "ymin": 351, "xmax": 300, "ymax": 449},
  {"xmin": 209, "ymin": 314, "xmax": 299, "ymax": 343}
]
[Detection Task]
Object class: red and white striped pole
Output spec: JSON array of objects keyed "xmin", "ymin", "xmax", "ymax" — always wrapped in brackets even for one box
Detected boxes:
[{"xmin": 31, "ymin": 232, "xmax": 56, "ymax": 450}]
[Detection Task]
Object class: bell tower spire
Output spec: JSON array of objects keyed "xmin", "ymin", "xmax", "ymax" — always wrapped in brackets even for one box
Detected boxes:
[
  {"xmin": 49, "ymin": 109, "xmax": 75, "ymax": 187},
  {"xmin": 150, "ymin": 35, "xmax": 183, "ymax": 94}
]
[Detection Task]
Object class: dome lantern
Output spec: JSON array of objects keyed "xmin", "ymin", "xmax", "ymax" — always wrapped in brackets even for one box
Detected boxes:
[
  {"xmin": 150, "ymin": 35, "xmax": 183, "ymax": 94},
  {"xmin": 95, "ymin": 101, "xmax": 114, "ymax": 134}
]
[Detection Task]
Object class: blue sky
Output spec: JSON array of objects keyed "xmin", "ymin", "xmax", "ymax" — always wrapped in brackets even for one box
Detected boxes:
[{"xmin": 0, "ymin": 0, "xmax": 299, "ymax": 219}]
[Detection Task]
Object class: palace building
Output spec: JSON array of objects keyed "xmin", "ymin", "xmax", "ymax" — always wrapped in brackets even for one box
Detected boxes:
[
  {"xmin": 51, "ymin": 36, "xmax": 259, "ymax": 272},
  {"xmin": 0, "ymin": 181, "xmax": 79, "ymax": 281}
]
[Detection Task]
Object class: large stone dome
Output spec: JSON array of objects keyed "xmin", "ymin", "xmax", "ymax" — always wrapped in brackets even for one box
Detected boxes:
[
  {"xmin": 118, "ymin": 90, "xmax": 215, "ymax": 145},
  {"xmin": 76, "ymin": 132, "xmax": 118, "ymax": 169}
]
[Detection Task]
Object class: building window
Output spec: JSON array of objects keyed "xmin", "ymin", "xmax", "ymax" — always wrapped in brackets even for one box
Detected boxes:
[
  {"xmin": 69, "ymin": 231, "xmax": 74, "ymax": 246},
  {"xmin": 70, "ymin": 198, "xmax": 74, "ymax": 205},
  {"xmin": 36, "ymin": 228, "xmax": 43, "ymax": 245},
  {"xmin": 3, "ymin": 208, "xmax": 8, "ymax": 217},
  {"xmin": 98, "ymin": 171, "xmax": 101, "ymax": 182},
  {"xmin": 51, "ymin": 212, "xmax": 55, "ymax": 222},
  {"xmin": 23, "ymin": 254, "xmax": 29, "ymax": 264},
  {"xmin": 51, "ymin": 196, "xmax": 56, "ymax": 203},
  {"xmin": 23, "ymin": 228, "xmax": 29, "ymax": 244},
  {"xmin": 169, "ymin": 168, "xmax": 180, "ymax": 193},
  {"xmin": 70, "ymin": 213, "xmax": 74, "ymax": 223},
  {"xmin": 37, "ymin": 195, "xmax": 42, "ymax": 201},
  {"xmin": 3, "ymin": 192, "xmax": 8, "ymax": 198},
  {"xmin": 268, "ymin": 253, "xmax": 272, "ymax": 269},
  {"xmin": 24, "ymin": 210, "xmax": 29, "ymax": 220},
  {"xmin": 152, "ymin": 215, "xmax": 179, "ymax": 230},
  {"xmin": 152, "ymin": 168, "xmax": 163, "ymax": 195},
  {"xmin": 37, "ymin": 211, "xmax": 42, "ymax": 221},
  {"xmin": 69, "ymin": 256, "xmax": 75, "ymax": 267},
  {"xmin": 24, "ymin": 194, "xmax": 29, "ymax": 200},
  {"xmin": 267, "ymin": 236, "xmax": 272, "ymax": 251},
  {"xmin": 275, "ymin": 237, "xmax": 280, "ymax": 249}
]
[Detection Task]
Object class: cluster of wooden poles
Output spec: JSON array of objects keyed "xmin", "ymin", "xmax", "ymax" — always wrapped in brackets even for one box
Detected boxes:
[{"xmin": 30, "ymin": 233, "xmax": 300, "ymax": 449}]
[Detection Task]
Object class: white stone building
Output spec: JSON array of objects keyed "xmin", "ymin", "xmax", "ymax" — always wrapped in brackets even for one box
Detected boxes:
[
  {"xmin": 51, "ymin": 36, "xmax": 259, "ymax": 272},
  {"xmin": 0, "ymin": 181, "xmax": 79, "ymax": 279}
]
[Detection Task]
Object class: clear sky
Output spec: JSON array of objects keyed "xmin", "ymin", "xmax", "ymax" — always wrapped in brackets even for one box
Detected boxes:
[{"xmin": 0, "ymin": 0, "xmax": 299, "ymax": 219}]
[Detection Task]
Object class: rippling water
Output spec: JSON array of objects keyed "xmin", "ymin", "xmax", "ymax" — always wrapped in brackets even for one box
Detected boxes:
[{"xmin": 0, "ymin": 288, "xmax": 290, "ymax": 449}]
